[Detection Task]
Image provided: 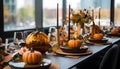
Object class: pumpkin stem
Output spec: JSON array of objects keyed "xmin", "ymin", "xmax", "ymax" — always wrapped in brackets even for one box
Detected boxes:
[{"xmin": 33, "ymin": 31, "xmax": 39, "ymax": 35}]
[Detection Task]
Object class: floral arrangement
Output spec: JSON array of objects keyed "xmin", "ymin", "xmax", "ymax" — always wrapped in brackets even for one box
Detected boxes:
[{"xmin": 65, "ymin": 9, "xmax": 93, "ymax": 26}]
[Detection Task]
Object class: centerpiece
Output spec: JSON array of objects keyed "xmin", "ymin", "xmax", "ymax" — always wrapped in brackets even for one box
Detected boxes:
[{"xmin": 65, "ymin": 9, "xmax": 93, "ymax": 39}]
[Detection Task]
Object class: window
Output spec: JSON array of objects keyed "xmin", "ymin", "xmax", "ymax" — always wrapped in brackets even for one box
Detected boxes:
[
  {"xmin": 115, "ymin": 0, "xmax": 120, "ymax": 26},
  {"xmin": 3, "ymin": 0, "xmax": 111, "ymax": 32},
  {"xmin": 66, "ymin": 0, "xmax": 111, "ymax": 26},
  {"xmin": 3, "ymin": 0, "xmax": 35, "ymax": 31},
  {"xmin": 93, "ymin": 0, "xmax": 110, "ymax": 26},
  {"xmin": 43, "ymin": 0, "xmax": 62, "ymax": 27},
  {"xmin": 67, "ymin": 0, "xmax": 80, "ymax": 10}
]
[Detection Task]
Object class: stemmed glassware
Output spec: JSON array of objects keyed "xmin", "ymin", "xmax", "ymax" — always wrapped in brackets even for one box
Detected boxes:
[
  {"xmin": 5, "ymin": 38, "xmax": 15, "ymax": 54},
  {"xmin": 13, "ymin": 32, "xmax": 24, "ymax": 50},
  {"xmin": 48, "ymin": 27, "xmax": 57, "ymax": 47},
  {"xmin": 80, "ymin": 27, "xmax": 90, "ymax": 45},
  {"xmin": 101, "ymin": 26, "xmax": 108, "ymax": 34}
]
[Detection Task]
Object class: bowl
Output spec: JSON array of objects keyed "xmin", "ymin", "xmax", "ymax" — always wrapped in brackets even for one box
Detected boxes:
[
  {"xmin": 60, "ymin": 46, "xmax": 88, "ymax": 53},
  {"xmin": 88, "ymin": 38, "xmax": 108, "ymax": 43},
  {"xmin": 107, "ymin": 33, "xmax": 120, "ymax": 37}
]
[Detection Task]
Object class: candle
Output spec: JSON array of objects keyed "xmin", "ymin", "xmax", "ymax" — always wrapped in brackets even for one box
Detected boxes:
[
  {"xmin": 57, "ymin": 3, "xmax": 60, "ymax": 46},
  {"xmin": 68, "ymin": 4, "xmax": 71, "ymax": 40},
  {"xmin": 92, "ymin": 9, "xmax": 94, "ymax": 20},
  {"xmin": 14, "ymin": 32, "xmax": 16, "ymax": 42},
  {"xmin": 57, "ymin": 3, "xmax": 59, "ymax": 29},
  {"xmin": 98, "ymin": 7, "xmax": 101, "ymax": 27},
  {"xmin": 5, "ymin": 38, "xmax": 8, "ymax": 51}
]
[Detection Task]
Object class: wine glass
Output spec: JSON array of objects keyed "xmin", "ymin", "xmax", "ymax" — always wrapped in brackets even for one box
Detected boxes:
[
  {"xmin": 13, "ymin": 32, "xmax": 24, "ymax": 49},
  {"xmin": 80, "ymin": 28, "xmax": 89, "ymax": 45},
  {"xmin": 48, "ymin": 27, "xmax": 57, "ymax": 47},
  {"xmin": 5, "ymin": 38, "xmax": 15, "ymax": 54}
]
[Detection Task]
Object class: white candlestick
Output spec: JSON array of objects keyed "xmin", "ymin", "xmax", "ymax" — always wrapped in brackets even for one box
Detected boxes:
[
  {"xmin": 5, "ymin": 39, "xmax": 8, "ymax": 50},
  {"xmin": 14, "ymin": 32, "xmax": 16, "ymax": 42},
  {"xmin": 68, "ymin": 4, "xmax": 71, "ymax": 40},
  {"xmin": 57, "ymin": 3, "xmax": 59, "ymax": 39}
]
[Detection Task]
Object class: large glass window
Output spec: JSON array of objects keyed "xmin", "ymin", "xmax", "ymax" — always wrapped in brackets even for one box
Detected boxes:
[
  {"xmin": 43, "ymin": 0, "xmax": 62, "ymax": 27},
  {"xmin": 67, "ymin": 0, "xmax": 80, "ymax": 10},
  {"xmin": 93, "ymin": 0, "xmax": 110, "ymax": 26},
  {"xmin": 3, "ymin": 0, "xmax": 35, "ymax": 31},
  {"xmin": 66, "ymin": 0, "xmax": 110, "ymax": 26},
  {"xmin": 115, "ymin": 0, "xmax": 120, "ymax": 26},
  {"xmin": 3, "ymin": 0, "xmax": 111, "ymax": 31}
]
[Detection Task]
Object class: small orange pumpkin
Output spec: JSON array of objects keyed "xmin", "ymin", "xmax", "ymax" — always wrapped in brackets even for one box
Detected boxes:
[
  {"xmin": 90, "ymin": 22, "xmax": 103, "ymax": 38},
  {"xmin": 93, "ymin": 33, "xmax": 103, "ymax": 40},
  {"xmin": 22, "ymin": 50, "xmax": 42, "ymax": 65},
  {"xmin": 111, "ymin": 28, "xmax": 119, "ymax": 35},
  {"xmin": 68, "ymin": 39, "xmax": 82, "ymax": 48}
]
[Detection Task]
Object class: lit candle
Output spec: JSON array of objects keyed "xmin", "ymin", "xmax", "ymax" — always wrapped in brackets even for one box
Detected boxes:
[{"xmin": 68, "ymin": 4, "xmax": 71, "ymax": 40}]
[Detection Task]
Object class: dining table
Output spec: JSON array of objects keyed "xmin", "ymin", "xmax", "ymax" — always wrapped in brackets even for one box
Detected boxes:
[
  {"xmin": 1, "ymin": 36, "xmax": 120, "ymax": 69},
  {"xmin": 46, "ymin": 36, "xmax": 120, "ymax": 69}
]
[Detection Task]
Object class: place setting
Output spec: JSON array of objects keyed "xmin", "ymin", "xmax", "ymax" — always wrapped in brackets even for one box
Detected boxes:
[
  {"xmin": 106, "ymin": 28, "xmax": 120, "ymax": 38},
  {"xmin": 46, "ymin": 29, "xmax": 93, "ymax": 58},
  {"xmin": 0, "ymin": 30, "xmax": 60, "ymax": 69},
  {"xmin": 56, "ymin": 46, "xmax": 92, "ymax": 56},
  {"xmin": 47, "ymin": 27, "xmax": 93, "ymax": 58},
  {"xmin": 7, "ymin": 29, "xmax": 63, "ymax": 69},
  {"xmin": 49, "ymin": 34, "xmax": 93, "ymax": 58},
  {"xmin": 85, "ymin": 33, "xmax": 112, "ymax": 46},
  {"xmin": 8, "ymin": 49, "xmax": 52, "ymax": 69}
]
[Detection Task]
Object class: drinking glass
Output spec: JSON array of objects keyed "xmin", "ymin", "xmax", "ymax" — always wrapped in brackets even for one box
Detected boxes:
[
  {"xmin": 13, "ymin": 32, "xmax": 24, "ymax": 49},
  {"xmin": 80, "ymin": 28, "xmax": 89, "ymax": 45},
  {"xmin": 101, "ymin": 26, "xmax": 108, "ymax": 34},
  {"xmin": 5, "ymin": 38, "xmax": 15, "ymax": 54},
  {"xmin": 48, "ymin": 27, "xmax": 57, "ymax": 47}
]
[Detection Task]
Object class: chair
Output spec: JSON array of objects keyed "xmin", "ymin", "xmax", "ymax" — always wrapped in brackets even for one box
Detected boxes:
[{"xmin": 99, "ymin": 44, "xmax": 120, "ymax": 69}]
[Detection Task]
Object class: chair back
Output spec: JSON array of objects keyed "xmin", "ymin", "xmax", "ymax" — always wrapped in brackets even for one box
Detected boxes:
[{"xmin": 99, "ymin": 44, "xmax": 120, "ymax": 69}]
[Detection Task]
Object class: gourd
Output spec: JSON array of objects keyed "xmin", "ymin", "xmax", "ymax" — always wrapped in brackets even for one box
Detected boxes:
[
  {"xmin": 22, "ymin": 50, "xmax": 42, "ymax": 65},
  {"xmin": 25, "ymin": 31, "xmax": 51, "ymax": 53},
  {"xmin": 111, "ymin": 28, "xmax": 119, "ymax": 34},
  {"xmin": 90, "ymin": 22, "xmax": 103, "ymax": 38},
  {"xmin": 68, "ymin": 39, "xmax": 82, "ymax": 48},
  {"xmin": 93, "ymin": 33, "xmax": 103, "ymax": 40}
]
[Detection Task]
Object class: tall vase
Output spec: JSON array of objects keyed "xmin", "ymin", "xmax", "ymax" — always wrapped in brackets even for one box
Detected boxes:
[{"xmin": 76, "ymin": 23, "xmax": 85, "ymax": 36}]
